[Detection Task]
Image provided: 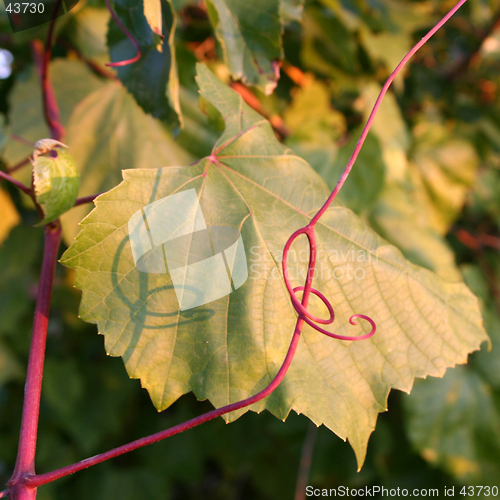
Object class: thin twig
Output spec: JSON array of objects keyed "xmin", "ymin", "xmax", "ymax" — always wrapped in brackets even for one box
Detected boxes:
[
  {"xmin": 10, "ymin": 135, "xmax": 34, "ymax": 147},
  {"xmin": 5, "ymin": 156, "xmax": 32, "ymax": 174},
  {"xmin": 56, "ymin": 38, "xmax": 116, "ymax": 80},
  {"xmin": 74, "ymin": 193, "xmax": 104, "ymax": 207},
  {"xmin": 295, "ymin": 422, "xmax": 318, "ymax": 500},
  {"xmin": 0, "ymin": 170, "xmax": 33, "ymax": 196},
  {"xmin": 230, "ymin": 82, "xmax": 290, "ymax": 139}
]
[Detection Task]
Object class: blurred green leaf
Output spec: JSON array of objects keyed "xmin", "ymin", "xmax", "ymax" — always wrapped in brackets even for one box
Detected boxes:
[
  {"xmin": 205, "ymin": 0, "xmax": 282, "ymax": 94},
  {"xmin": 404, "ymin": 366, "xmax": 500, "ymax": 485},
  {"xmin": 369, "ymin": 183, "xmax": 463, "ymax": 282},
  {"xmin": 2, "ymin": 60, "xmax": 106, "ymax": 183},
  {"xmin": 0, "ymin": 341, "xmax": 23, "ymax": 386},
  {"xmin": 0, "ymin": 114, "xmax": 7, "ymax": 152},
  {"xmin": 409, "ymin": 121, "xmax": 479, "ymax": 235},
  {"xmin": 70, "ymin": 7, "xmax": 111, "ymax": 63},
  {"xmin": 281, "ymin": 0, "xmax": 304, "ymax": 24},
  {"xmin": 318, "ymin": 130, "xmax": 385, "ymax": 214},
  {"xmin": 61, "ymin": 65, "xmax": 487, "ymax": 468},
  {"xmin": 0, "ymin": 224, "xmax": 42, "ymax": 336}
]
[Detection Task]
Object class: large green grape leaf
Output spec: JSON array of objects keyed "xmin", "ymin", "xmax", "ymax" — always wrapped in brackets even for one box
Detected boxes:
[{"xmin": 61, "ymin": 64, "xmax": 488, "ymax": 467}]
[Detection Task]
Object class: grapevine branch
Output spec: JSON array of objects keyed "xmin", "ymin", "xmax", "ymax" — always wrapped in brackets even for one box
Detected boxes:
[
  {"xmin": 0, "ymin": 170, "xmax": 33, "ymax": 196},
  {"xmin": 6, "ymin": 0, "xmax": 469, "ymax": 497},
  {"xmin": 5, "ymin": 156, "xmax": 32, "ymax": 174},
  {"xmin": 7, "ymin": 223, "xmax": 62, "ymax": 500}
]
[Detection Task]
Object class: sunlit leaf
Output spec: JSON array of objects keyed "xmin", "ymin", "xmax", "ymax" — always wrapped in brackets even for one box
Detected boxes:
[
  {"xmin": 61, "ymin": 65, "xmax": 487, "ymax": 467},
  {"xmin": 32, "ymin": 139, "xmax": 79, "ymax": 225}
]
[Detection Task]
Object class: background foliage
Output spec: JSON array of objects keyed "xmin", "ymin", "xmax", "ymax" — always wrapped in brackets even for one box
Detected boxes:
[{"xmin": 1, "ymin": 0, "xmax": 500, "ymax": 498}]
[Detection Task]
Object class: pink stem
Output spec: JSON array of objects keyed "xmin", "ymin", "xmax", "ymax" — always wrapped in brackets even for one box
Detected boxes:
[
  {"xmin": 31, "ymin": 0, "xmax": 65, "ymax": 142},
  {"xmin": 6, "ymin": 156, "xmax": 32, "ymax": 174},
  {"xmin": 26, "ymin": 319, "xmax": 304, "ymax": 487},
  {"xmin": 7, "ymin": 223, "xmax": 62, "ymax": 500},
  {"xmin": 0, "ymin": 170, "xmax": 33, "ymax": 196},
  {"xmin": 74, "ymin": 193, "xmax": 104, "ymax": 207},
  {"xmin": 104, "ymin": 0, "xmax": 142, "ymax": 67}
]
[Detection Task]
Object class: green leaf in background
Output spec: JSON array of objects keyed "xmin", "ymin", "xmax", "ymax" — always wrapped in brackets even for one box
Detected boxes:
[
  {"xmin": 205, "ymin": 0, "xmax": 282, "ymax": 94},
  {"xmin": 0, "ymin": 224, "xmax": 42, "ymax": 336},
  {"xmin": 404, "ymin": 366, "xmax": 500, "ymax": 484},
  {"xmin": 409, "ymin": 120, "xmax": 479, "ymax": 235},
  {"xmin": 60, "ymin": 80, "xmax": 193, "ymax": 244},
  {"xmin": 369, "ymin": 184, "xmax": 464, "ymax": 282},
  {"xmin": 0, "ymin": 340, "xmax": 23, "ymax": 387},
  {"xmin": 404, "ymin": 261, "xmax": 500, "ymax": 486},
  {"xmin": 360, "ymin": 87, "xmax": 475, "ymax": 282},
  {"xmin": 317, "ymin": 130, "xmax": 385, "ymax": 214},
  {"xmin": 71, "ymin": 7, "xmax": 111, "ymax": 64},
  {"xmin": 32, "ymin": 139, "xmax": 79, "ymax": 225},
  {"xmin": 280, "ymin": 0, "xmax": 304, "ymax": 24},
  {"xmin": 107, "ymin": 0, "xmax": 181, "ymax": 127},
  {"xmin": 301, "ymin": 4, "xmax": 360, "ymax": 80},
  {"xmin": 1, "ymin": 60, "xmax": 106, "ymax": 182},
  {"xmin": 61, "ymin": 65, "xmax": 488, "ymax": 467}
]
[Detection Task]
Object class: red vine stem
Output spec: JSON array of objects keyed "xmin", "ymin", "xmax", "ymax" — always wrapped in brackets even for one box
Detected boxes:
[
  {"xmin": 5, "ymin": 156, "xmax": 32, "ymax": 174},
  {"xmin": 74, "ymin": 192, "xmax": 104, "ymax": 207},
  {"xmin": 0, "ymin": 170, "xmax": 33, "ymax": 196},
  {"xmin": 6, "ymin": 0, "xmax": 469, "ymax": 494},
  {"xmin": 30, "ymin": 0, "xmax": 64, "ymax": 142},
  {"xmin": 8, "ymin": 223, "xmax": 62, "ymax": 500},
  {"xmin": 104, "ymin": 0, "xmax": 142, "ymax": 67},
  {"xmin": 27, "ymin": 320, "xmax": 304, "ymax": 487}
]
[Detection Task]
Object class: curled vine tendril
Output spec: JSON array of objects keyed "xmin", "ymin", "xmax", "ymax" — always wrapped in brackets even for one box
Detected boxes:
[
  {"xmin": 282, "ymin": 227, "xmax": 376, "ymax": 342},
  {"xmin": 104, "ymin": 0, "xmax": 142, "ymax": 67}
]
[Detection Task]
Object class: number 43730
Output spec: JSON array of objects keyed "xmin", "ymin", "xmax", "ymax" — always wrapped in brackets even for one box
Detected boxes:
[{"xmin": 6, "ymin": 3, "xmax": 45, "ymax": 13}]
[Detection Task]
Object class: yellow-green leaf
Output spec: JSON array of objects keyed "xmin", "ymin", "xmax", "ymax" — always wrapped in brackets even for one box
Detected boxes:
[{"xmin": 32, "ymin": 140, "xmax": 80, "ymax": 225}]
